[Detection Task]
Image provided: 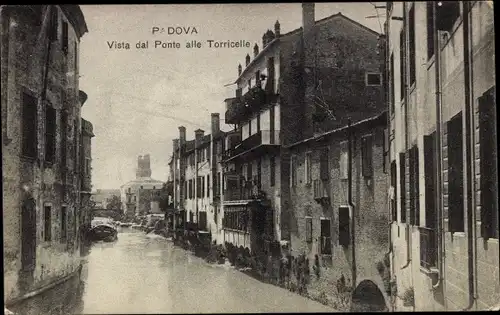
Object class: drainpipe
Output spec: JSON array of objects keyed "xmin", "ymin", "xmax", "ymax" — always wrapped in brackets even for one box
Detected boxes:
[
  {"xmin": 431, "ymin": 2, "xmax": 446, "ymax": 298},
  {"xmin": 347, "ymin": 118, "xmax": 356, "ymax": 288},
  {"xmin": 461, "ymin": 1, "xmax": 477, "ymax": 310}
]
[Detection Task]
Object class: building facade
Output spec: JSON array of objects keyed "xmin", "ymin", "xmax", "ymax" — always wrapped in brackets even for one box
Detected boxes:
[
  {"xmin": 80, "ymin": 116, "xmax": 94, "ymax": 242},
  {"xmin": 386, "ymin": 1, "xmax": 498, "ymax": 311},
  {"xmin": 1, "ymin": 5, "xmax": 89, "ymax": 304},
  {"xmin": 221, "ymin": 4, "xmax": 385, "ymax": 258},
  {"xmin": 120, "ymin": 154, "xmax": 164, "ymax": 220},
  {"xmin": 171, "ymin": 113, "xmax": 225, "ymax": 242}
]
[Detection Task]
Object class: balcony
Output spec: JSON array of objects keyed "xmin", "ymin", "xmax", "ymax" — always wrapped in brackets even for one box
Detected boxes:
[
  {"xmin": 223, "ymin": 175, "xmax": 266, "ymax": 204},
  {"xmin": 419, "ymin": 226, "xmax": 438, "ymax": 272},
  {"xmin": 225, "ymin": 86, "xmax": 277, "ymax": 124},
  {"xmin": 223, "ymin": 130, "xmax": 280, "ymax": 162}
]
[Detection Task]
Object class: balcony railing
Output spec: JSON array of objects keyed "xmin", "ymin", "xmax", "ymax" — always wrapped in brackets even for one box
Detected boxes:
[
  {"xmin": 224, "ymin": 180, "xmax": 261, "ymax": 202},
  {"xmin": 223, "ymin": 130, "xmax": 280, "ymax": 161},
  {"xmin": 225, "ymin": 87, "xmax": 277, "ymax": 124},
  {"xmin": 419, "ymin": 226, "xmax": 438, "ymax": 270}
]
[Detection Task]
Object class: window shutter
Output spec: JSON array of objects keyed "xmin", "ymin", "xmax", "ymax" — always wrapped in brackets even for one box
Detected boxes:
[
  {"xmin": 399, "ymin": 153, "xmax": 406, "ymax": 223},
  {"xmin": 320, "ymin": 147, "xmax": 329, "ymax": 181},
  {"xmin": 339, "ymin": 207, "xmax": 350, "ymax": 246},
  {"xmin": 305, "ymin": 217, "xmax": 312, "ymax": 243}
]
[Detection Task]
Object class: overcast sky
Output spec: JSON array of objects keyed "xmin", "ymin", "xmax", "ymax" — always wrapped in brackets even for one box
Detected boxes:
[{"xmin": 79, "ymin": 3, "xmax": 382, "ymax": 190}]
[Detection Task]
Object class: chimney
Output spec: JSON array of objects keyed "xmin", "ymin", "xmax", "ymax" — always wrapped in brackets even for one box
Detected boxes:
[
  {"xmin": 275, "ymin": 20, "xmax": 280, "ymax": 38},
  {"xmin": 302, "ymin": 3, "xmax": 316, "ymax": 139},
  {"xmin": 302, "ymin": 3, "xmax": 315, "ymax": 35},
  {"xmin": 195, "ymin": 129, "xmax": 205, "ymax": 148},
  {"xmin": 238, "ymin": 63, "xmax": 242, "ymax": 76},
  {"xmin": 211, "ymin": 113, "xmax": 220, "ymax": 136},
  {"xmin": 245, "ymin": 54, "xmax": 250, "ymax": 67},
  {"xmin": 173, "ymin": 138, "xmax": 179, "ymax": 153},
  {"xmin": 253, "ymin": 43, "xmax": 259, "ymax": 57},
  {"xmin": 178, "ymin": 126, "xmax": 186, "ymax": 146},
  {"xmin": 262, "ymin": 32, "xmax": 268, "ymax": 48}
]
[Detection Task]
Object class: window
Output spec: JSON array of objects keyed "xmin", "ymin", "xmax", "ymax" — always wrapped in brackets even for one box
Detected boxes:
[
  {"xmin": 305, "ymin": 152, "xmax": 312, "ymax": 185},
  {"xmin": 436, "ymin": 1, "xmax": 460, "ymax": 33},
  {"xmin": 270, "ymin": 156, "xmax": 276, "ymax": 187},
  {"xmin": 62, "ymin": 20, "xmax": 68, "ymax": 54},
  {"xmin": 305, "ymin": 217, "xmax": 312, "ymax": 243},
  {"xmin": 399, "ymin": 153, "xmax": 406, "ymax": 223},
  {"xmin": 366, "ymin": 73, "xmax": 382, "ymax": 86},
  {"xmin": 201, "ymin": 176, "xmax": 205, "ymax": 198},
  {"xmin": 409, "ymin": 5, "xmax": 416, "ymax": 86},
  {"xmin": 197, "ymin": 176, "xmax": 202, "ymax": 198},
  {"xmin": 257, "ymin": 114, "xmax": 261, "ymax": 132},
  {"xmin": 61, "ymin": 111, "xmax": 68, "ymax": 168},
  {"xmin": 400, "ymin": 27, "xmax": 405, "ymax": 102},
  {"xmin": 320, "ymin": 218, "xmax": 332, "ymax": 255},
  {"xmin": 45, "ymin": 105, "xmax": 56, "ymax": 164},
  {"xmin": 320, "ymin": 147, "xmax": 329, "ymax": 181},
  {"xmin": 291, "ymin": 155, "xmax": 298, "ymax": 187},
  {"xmin": 256, "ymin": 70, "xmax": 261, "ymax": 87},
  {"xmin": 424, "ymin": 132, "xmax": 437, "ymax": 228},
  {"xmin": 391, "ymin": 161, "xmax": 398, "ymax": 221},
  {"xmin": 44, "ymin": 206, "xmax": 52, "ymax": 241},
  {"xmin": 22, "ymin": 92, "xmax": 38, "ymax": 158},
  {"xmin": 61, "ymin": 206, "xmax": 67, "ymax": 242},
  {"xmin": 390, "ymin": 53, "xmax": 395, "ymax": 114},
  {"xmin": 339, "ymin": 206, "xmax": 350, "ymax": 247},
  {"xmin": 140, "ymin": 185, "xmax": 143, "ymax": 189},
  {"xmin": 249, "ymin": 119, "xmax": 252, "ymax": 136},
  {"xmin": 447, "ymin": 112, "xmax": 464, "ymax": 233},
  {"xmin": 478, "ymin": 87, "xmax": 498, "ymax": 239},
  {"xmin": 340, "ymin": 142, "xmax": 348, "ymax": 179},
  {"xmin": 257, "ymin": 159, "xmax": 262, "ymax": 190},
  {"xmin": 85, "ymin": 158, "xmax": 91, "ymax": 175},
  {"xmin": 206, "ymin": 174, "xmax": 210, "ymax": 198},
  {"xmin": 426, "ymin": 2, "xmax": 435, "ymax": 60},
  {"xmin": 409, "ymin": 145, "xmax": 420, "ymax": 225},
  {"xmin": 216, "ymin": 172, "xmax": 221, "ymax": 197},
  {"xmin": 361, "ymin": 135, "xmax": 373, "ymax": 178}
]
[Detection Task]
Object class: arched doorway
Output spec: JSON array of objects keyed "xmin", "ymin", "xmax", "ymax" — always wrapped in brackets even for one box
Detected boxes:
[{"xmin": 350, "ymin": 280, "xmax": 388, "ymax": 312}]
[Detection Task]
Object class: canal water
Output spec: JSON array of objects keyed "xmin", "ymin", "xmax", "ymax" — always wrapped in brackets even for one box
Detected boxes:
[{"xmin": 11, "ymin": 229, "xmax": 335, "ymax": 314}]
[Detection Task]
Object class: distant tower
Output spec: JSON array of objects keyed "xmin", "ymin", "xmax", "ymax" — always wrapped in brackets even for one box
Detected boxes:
[{"xmin": 136, "ymin": 154, "xmax": 152, "ymax": 178}]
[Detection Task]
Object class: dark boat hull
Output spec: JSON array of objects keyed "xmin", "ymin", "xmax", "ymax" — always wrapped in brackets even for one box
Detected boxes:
[{"xmin": 89, "ymin": 225, "xmax": 118, "ymax": 242}]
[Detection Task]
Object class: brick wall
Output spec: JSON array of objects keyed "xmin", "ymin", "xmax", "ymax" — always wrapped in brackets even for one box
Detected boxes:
[{"xmin": 288, "ymin": 118, "xmax": 389, "ymax": 307}]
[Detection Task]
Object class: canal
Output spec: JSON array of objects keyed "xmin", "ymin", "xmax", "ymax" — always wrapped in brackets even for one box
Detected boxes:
[{"xmin": 13, "ymin": 228, "xmax": 335, "ymax": 314}]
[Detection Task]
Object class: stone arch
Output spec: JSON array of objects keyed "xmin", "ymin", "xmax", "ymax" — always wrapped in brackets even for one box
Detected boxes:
[{"xmin": 350, "ymin": 279, "xmax": 388, "ymax": 312}]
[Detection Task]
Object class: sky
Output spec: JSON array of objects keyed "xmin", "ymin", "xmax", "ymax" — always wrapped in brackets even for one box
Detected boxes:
[{"xmin": 79, "ymin": 3, "xmax": 382, "ymax": 190}]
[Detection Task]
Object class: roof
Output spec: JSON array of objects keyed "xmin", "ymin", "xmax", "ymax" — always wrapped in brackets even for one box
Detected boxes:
[
  {"xmin": 60, "ymin": 5, "xmax": 88, "ymax": 39},
  {"xmin": 285, "ymin": 111, "xmax": 387, "ymax": 148},
  {"xmin": 236, "ymin": 12, "xmax": 379, "ymax": 84}
]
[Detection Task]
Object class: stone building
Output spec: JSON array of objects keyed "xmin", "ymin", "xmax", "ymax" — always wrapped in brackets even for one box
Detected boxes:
[
  {"xmin": 120, "ymin": 154, "xmax": 163, "ymax": 220},
  {"xmin": 80, "ymin": 116, "xmax": 94, "ymax": 241},
  {"xmin": 286, "ymin": 112, "xmax": 389, "ymax": 310},
  {"xmin": 1, "ymin": 5, "xmax": 89, "ymax": 305},
  {"xmin": 221, "ymin": 3, "xmax": 385, "ymax": 258},
  {"xmin": 386, "ymin": 1, "xmax": 498, "ymax": 311},
  {"xmin": 171, "ymin": 113, "xmax": 226, "ymax": 242}
]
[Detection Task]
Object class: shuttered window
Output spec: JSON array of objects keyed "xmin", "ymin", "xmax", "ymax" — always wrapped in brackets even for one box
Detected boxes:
[
  {"xmin": 391, "ymin": 161, "xmax": 397, "ymax": 221},
  {"xmin": 45, "ymin": 105, "xmax": 56, "ymax": 164},
  {"xmin": 399, "ymin": 153, "xmax": 407, "ymax": 223},
  {"xmin": 339, "ymin": 206, "xmax": 350, "ymax": 247},
  {"xmin": 305, "ymin": 217, "xmax": 312, "ymax": 243},
  {"xmin": 479, "ymin": 87, "xmax": 498, "ymax": 239},
  {"xmin": 320, "ymin": 147, "xmax": 329, "ymax": 181},
  {"xmin": 400, "ymin": 27, "xmax": 405, "ymax": 102},
  {"xmin": 409, "ymin": 145, "xmax": 420, "ymax": 226},
  {"xmin": 424, "ymin": 133, "xmax": 437, "ymax": 229},
  {"xmin": 206, "ymin": 174, "xmax": 210, "ymax": 198},
  {"xmin": 447, "ymin": 112, "xmax": 464, "ymax": 233},
  {"xmin": 270, "ymin": 157, "xmax": 276, "ymax": 187},
  {"xmin": 22, "ymin": 92, "xmax": 38, "ymax": 158}
]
